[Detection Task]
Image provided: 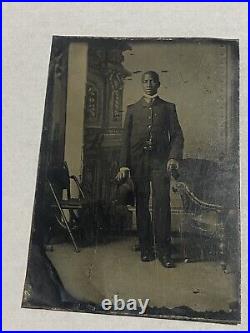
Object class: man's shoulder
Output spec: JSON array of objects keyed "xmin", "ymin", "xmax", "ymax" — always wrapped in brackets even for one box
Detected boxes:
[
  {"xmin": 127, "ymin": 97, "xmax": 176, "ymax": 110},
  {"xmin": 157, "ymin": 97, "xmax": 176, "ymax": 109},
  {"xmin": 127, "ymin": 98, "xmax": 143, "ymax": 109}
]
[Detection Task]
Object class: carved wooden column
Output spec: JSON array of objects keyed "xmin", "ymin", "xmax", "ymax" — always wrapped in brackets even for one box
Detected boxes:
[{"xmin": 82, "ymin": 40, "xmax": 131, "ymax": 208}]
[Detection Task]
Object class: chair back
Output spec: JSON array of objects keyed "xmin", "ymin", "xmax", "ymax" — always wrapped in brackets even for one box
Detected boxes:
[
  {"xmin": 47, "ymin": 162, "xmax": 71, "ymax": 198},
  {"xmin": 177, "ymin": 158, "xmax": 219, "ymax": 204}
]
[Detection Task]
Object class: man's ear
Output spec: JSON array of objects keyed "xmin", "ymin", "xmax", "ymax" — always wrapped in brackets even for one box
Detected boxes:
[{"xmin": 158, "ymin": 81, "xmax": 161, "ymax": 88}]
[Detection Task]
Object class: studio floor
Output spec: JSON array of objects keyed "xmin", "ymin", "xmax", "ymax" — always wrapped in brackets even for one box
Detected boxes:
[{"xmin": 47, "ymin": 236, "xmax": 238, "ymax": 313}]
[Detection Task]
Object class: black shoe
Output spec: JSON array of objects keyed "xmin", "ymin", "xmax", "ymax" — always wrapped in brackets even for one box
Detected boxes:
[
  {"xmin": 159, "ymin": 255, "xmax": 175, "ymax": 268},
  {"xmin": 141, "ymin": 248, "xmax": 155, "ymax": 262}
]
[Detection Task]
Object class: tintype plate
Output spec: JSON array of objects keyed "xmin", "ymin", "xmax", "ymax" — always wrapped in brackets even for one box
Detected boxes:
[{"xmin": 22, "ymin": 36, "xmax": 240, "ymax": 324}]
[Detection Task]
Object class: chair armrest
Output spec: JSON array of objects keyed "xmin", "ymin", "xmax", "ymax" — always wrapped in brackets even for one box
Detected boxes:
[{"xmin": 174, "ymin": 181, "xmax": 223, "ymax": 212}]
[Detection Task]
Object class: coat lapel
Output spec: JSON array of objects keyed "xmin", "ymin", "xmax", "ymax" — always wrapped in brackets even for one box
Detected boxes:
[{"xmin": 139, "ymin": 96, "xmax": 162, "ymax": 108}]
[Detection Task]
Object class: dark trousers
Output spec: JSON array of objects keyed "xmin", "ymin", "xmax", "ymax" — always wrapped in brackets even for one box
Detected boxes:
[{"xmin": 133, "ymin": 167, "xmax": 172, "ymax": 255}]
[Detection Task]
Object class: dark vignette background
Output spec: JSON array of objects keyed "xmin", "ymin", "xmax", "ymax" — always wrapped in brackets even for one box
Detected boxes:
[{"xmin": 21, "ymin": 36, "xmax": 240, "ymax": 324}]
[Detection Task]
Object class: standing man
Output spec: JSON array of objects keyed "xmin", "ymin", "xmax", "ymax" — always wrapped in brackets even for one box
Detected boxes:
[{"xmin": 117, "ymin": 71, "xmax": 184, "ymax": 268}]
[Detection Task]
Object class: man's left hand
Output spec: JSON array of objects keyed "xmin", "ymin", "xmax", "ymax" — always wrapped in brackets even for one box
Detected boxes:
[{"xmin": 167, "ymin": 159, "xmax": 179, "ymax": 173}]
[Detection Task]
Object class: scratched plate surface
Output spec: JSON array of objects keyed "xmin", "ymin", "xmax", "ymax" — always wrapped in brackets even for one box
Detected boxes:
[{"xmin": 22, "ymin": 36, "xmax": 240, "ymax": 324}]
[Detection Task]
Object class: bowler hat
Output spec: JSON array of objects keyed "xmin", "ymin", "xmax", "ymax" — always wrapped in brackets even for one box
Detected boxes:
[{"xmin": 115, "ymin": 176, "xmax": 135, "ymax": 206}]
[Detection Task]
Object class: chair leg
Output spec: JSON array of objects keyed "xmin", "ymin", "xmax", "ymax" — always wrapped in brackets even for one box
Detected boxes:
[
  {"xmin": 49, "ymin": 182, "xmax": 80, "ymax": 253},
  {"xmin": 199, "ymin": 231, "xmax": 205, "ymax": 261},
  {"xmin": 179, "ymin": 214, "xmax": 189, "ymax": 262},
  {"xmin": 56, "ymin": 215, "xmax": 80, "ymax": 252},
  {"xmin": 60, "ymin": 212, "xmax": 80, "ymax": 253},
  {"xmin": 218, "ymin": 211, "xmax": 226, "ymax": 271}
]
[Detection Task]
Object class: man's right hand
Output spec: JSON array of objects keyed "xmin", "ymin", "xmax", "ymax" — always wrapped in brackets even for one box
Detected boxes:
[{"xmin": 115, "ymin": 167, "xmax": 130, "ymax": 181}]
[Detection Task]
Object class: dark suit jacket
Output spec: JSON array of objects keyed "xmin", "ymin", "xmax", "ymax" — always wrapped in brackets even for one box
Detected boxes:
[{"xmin": 120, "ymin": 96, "xmax": 184, "ymax": 175}]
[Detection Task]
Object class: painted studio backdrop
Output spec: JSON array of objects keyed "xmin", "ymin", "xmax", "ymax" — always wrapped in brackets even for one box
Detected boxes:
[{"xmin": 22, "ymin": 37, "xmax": 240, "ymax": 324}]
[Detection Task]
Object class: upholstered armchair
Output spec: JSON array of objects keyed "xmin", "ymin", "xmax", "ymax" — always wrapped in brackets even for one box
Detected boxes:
[{"xmin": 172, "ymin": 158, "xmax": 239, "ymax": 270}]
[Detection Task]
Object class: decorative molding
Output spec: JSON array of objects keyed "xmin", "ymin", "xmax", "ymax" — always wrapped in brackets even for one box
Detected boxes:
[
  {"xmin": 107, "ymin": 70, "xmax": 124, "ymax": 122},
  {"xmin": 85, "ymin": 83, "xmax": 98, "ymax": 119},
  {"xmin": 108, "ymin": 70, "xmax": 124, "ymax": 91},
  {"xmin": 88, "ymin": 47, "xmax": 106, "ymax": 72},
  {"xmin": 103, "ymin": 128, "xmax": 123, "ymax": 135}
]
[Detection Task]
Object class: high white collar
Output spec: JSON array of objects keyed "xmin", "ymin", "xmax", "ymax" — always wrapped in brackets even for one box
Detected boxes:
[{"xmin": 144, "ymin": 93, "xmax": 158, "ymax": 100}]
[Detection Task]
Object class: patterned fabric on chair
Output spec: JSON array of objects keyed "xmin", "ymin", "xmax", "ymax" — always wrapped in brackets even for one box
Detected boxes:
[{"xmin": 173, "ymin": 158, "xmax": 239, "ymax": 269}]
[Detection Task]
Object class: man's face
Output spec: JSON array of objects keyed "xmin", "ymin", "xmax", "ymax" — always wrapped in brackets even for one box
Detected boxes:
[{"xmin": 142, "ymin": 73, "xmax": 160, "ymax": 96}]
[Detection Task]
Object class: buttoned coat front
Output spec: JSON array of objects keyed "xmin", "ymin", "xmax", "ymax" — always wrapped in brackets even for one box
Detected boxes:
[{"xmin": 120, "ymin": 96, "xmax": 184, "ymax": 176}]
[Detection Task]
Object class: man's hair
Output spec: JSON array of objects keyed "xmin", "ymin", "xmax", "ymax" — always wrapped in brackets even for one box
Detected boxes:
[{"xmin": 141, "ymin": 71, "xmax": 160, "ymax": 83}]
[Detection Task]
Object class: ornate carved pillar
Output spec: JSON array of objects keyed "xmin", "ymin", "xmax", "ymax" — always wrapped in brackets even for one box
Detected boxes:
[{"xmin": 82, "ymin": 40, "xmax": 131, "ymax": 205}]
